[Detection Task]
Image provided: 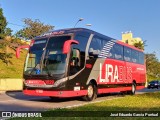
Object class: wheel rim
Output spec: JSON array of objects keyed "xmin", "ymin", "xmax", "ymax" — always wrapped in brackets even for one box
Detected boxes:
[
  {"xmin": 88, "ymin": 85, "xmax": 93, "ymax": 98},
  {"xmin": 132, "ymin": 84, "xmax": 135, "ymax": 93}
]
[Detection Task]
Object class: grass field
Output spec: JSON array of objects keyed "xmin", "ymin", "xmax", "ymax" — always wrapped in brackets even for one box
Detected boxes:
[
  {"xmin": 11, "ymin": 92, "xmax": 160, "ymax": 120},
  {"xmin": 0, "ymin": 48, "xmax": 27, "ymax": 78}
]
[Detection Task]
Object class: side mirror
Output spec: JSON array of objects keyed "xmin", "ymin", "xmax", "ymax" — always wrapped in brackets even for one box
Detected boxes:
[
  {"xmin": 16, "ymin": 45, "xmax": 30, "ymax": 58},
  {"xmin": 63, "ymin": 40, "xmax": 79, "ymax": 54}
]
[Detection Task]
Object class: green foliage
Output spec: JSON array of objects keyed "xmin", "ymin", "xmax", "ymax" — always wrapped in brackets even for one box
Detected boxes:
[
  {"xmin": 0, "ymin": 7, "xmax": 14, "ymax": 65},
  {"xmin": 0, "ymin": 53, "xmax": 13, "ymax": 65},
  {"xmin": 15, "ymin": 18, "xmax": 54, "ymax": 40},
  {"xmin": 146, "ymin": 53, "xmax": 160, "ymax": 81},
  {"xmin": 133, "ymin": 40, "xmax": 146, "ymax": 50},
  {"xmin": 0, "ymin": 36, "xmax": 25, "ymax": 65},
  {"xmin": 147, "ymin": 74, "xmax": 159, "ymax": 82},
  {"xmin": 0, "ymin": 7, "xmax": 7, "ymax": 39},
  {"xmin": 0, "ymin": 40, "xmax": 13, "ymax": 65},
  {"xmin": 4, "ymin": 27, "xmax": 12, "ymax": 36}
]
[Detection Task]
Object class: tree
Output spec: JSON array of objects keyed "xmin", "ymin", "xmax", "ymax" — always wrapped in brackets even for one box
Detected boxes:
[
  {"xmin": 0, "ymin": 40, "xmax": 13, "ymax": 65},
  {"xmin": 4, "ymin": 27, "xmax": 12, "ymax": 36},
  {"xmin": 133, "ymin": 40, "xmax": 146, "ymax": 50},
  {"xmin": 0, "ymin": 7, "xmax": 15, "ymax": 65},
  {"xmin": 145, "ymin": 53, "xmax": 160, "ymax": 80},
  {"xmin": 0, "ymin": 7, "xmax": 7, "ymax": 39},
  {"xmin": 15, "ymin": 18, "xmax": 54, "ymax": 40}
]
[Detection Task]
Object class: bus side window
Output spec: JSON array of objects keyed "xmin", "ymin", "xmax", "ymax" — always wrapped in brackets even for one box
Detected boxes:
[
  {"xmin": 74, "ymin": 34, "xmax": 89, "ymax": 68},
  {"xmin": 131, "ymin": 50, "xmax": 139, "ymax": 63},
  {"xmin": 124, "ymin": 47, "xmax": 131, "ymax": 62},
  {"xmin": 138, "ymin": 52, "xmax": 144, "ymax": 64},
  {"xmin": 89, "ymin": 48, "xmax": 100, "ymax": 58},
  {"xmin": 88, "ymin": 37, "xmax": 106, "ymax": 58},
  {"xmin": 114, "ymin": 44, "xmax": 123, "ymax": 60},
  {"xmin": 108, "ymin": 46, "xmax": 115, "ymax": 59}
]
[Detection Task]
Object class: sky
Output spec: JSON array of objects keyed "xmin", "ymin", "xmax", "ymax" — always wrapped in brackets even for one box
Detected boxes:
[{"xmin": 0, "ymin": 0, "xmax": 160, "ymax": 60}]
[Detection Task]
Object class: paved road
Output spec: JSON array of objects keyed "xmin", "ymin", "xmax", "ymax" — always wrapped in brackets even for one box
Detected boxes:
[{"xmin": 0, "ymin": 88, "xmax": 159, "ymax": 111}]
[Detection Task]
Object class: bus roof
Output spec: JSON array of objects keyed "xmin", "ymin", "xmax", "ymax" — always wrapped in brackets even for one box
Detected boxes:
[
  {"xmin": 36, "ymin": 28, "xmax": 114, "ymax": 40},
  {"xmin": 36, "ymin": 28, "xmax": 143, "ymax": 52}
]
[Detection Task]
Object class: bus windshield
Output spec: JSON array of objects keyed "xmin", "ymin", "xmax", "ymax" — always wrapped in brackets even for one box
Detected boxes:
[{"xmin": 24, "ymin": 36, "xmax": 71, "ymax": 78}]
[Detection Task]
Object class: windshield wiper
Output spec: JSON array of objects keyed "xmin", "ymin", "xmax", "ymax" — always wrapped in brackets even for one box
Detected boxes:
[
  {"xmin": 29, "ymin": 63, "xmax": 52, "ymax": 77},
  {"xmin": 29, "ymin": 63, "xmax": 41, "ymax": 75},
  {"xmin": 44, "ymin": 66, "xmax": 52, "ymax": 77}
]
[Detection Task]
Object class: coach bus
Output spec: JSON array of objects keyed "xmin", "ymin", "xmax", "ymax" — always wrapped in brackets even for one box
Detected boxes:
[{"xmin": 16, "ymin": 28, "xmax": 146, "ymax": 101}]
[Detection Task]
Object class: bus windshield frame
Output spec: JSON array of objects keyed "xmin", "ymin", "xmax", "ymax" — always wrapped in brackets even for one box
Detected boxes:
[{"xmin": 24, "ymin": 35, "xmax": 72, "ymax": 79}]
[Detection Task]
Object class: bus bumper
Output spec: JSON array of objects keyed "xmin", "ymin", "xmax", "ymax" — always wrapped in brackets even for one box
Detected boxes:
[{"xmin": 23, "ymin": 89, "xmax": 87, "ymax": 98}]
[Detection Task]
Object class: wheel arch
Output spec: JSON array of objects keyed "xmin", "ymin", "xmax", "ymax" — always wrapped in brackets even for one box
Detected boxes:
[
  {"xmin": 88, "ymin": 79, "xmax": 97, "ymax": 87},
  {"xmin": 132, "ymin": 80, "xmax": 136, "ymax": 85},
  {"xmin": 83, "ymin": 79, "xmax": 98, "ymax": 101}
]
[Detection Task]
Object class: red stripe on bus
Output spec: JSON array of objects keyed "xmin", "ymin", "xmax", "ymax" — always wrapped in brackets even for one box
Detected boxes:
[{"xmin": 98, "ymin": 85, "xmax": 145, "ymax": 94}]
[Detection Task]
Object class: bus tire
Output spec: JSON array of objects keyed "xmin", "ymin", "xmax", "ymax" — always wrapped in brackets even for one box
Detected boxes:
[
  {"xmin": 83, "ymin": 82, "xmax": 97, "ymax": 101},
  {"xmin": 127, "ymin": 82, "xmax": 136, "ymax": 95}
]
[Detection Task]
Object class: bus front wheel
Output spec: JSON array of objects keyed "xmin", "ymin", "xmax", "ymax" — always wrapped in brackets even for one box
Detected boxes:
[{"xmin": 83, "ymin": 83, "xmax": 97, "ymax": 101}]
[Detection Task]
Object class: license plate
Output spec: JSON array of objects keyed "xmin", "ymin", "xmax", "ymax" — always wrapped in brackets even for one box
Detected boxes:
[{"xmin": 36, "ymin": 90, "xmax": 43, "ymax": 93}]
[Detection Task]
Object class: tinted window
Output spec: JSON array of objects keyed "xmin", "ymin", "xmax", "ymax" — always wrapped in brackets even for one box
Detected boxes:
[
  {"xmin": 43, "ymin": 36, "xmax": 70, "ymax": 75},
  {"xmin": 47, "ymin": 36, "xmax": 70, "ymax": 50},
  {"xmin": 74, "ymin": 35, "xmax": 89, "ymax": 52},
  {"xmin": 89, "ymin": 37, "xmax": 107, "ymax": 58},
  {"xmin": 124, "ymin": 47, "xmax": 131, "ymax": 62},
  {"xmin": 131, "ymin": 49, "xmax": 139, "ymax": 63},
  {"xmin": 114, "ymin": 44, "xmax": 123, "ymax": 60},
  {"xmin": 108, "ymin": 43, "xmax": 123, "ymax": 60},
  {"xmin": 138, "ymin": 52, "xmax": 144, "ymax": 64},
  {"xmin": 30, "ymin": 39, "xmax": 47, "ymax": 51},
  {"xmin": 72, "ymin": 35, "xmax": 89, "ymax": 71},
  {"xmin": 25, "ymin": 36, "xmax": 69, "ymax": 76},
  {"xmin": 108, "ymin": 45, "xmax": 115, "ymax": 59}
]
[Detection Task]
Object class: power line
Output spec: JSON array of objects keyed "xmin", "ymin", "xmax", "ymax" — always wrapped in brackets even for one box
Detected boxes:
[{"xmin": 8, "ymin": 22, "xmax": 25, "ymax": 27}]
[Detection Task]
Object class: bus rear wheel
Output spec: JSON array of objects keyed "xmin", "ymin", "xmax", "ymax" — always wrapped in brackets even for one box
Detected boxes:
[
  {"xmin": 83, "ymin": 83, "xmax": 97, "ymax": 101},
  {"xmin": 127, "ymin": 82, "xmax": 136, "ymax": 95}
]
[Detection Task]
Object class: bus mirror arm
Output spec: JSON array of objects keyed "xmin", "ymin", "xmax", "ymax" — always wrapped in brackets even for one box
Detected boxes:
[
  {"xmin": 16, "ymin": 45, "xmax": 30, "ymax": 58},
  {"xmin": 63, "ymin": 40, "xmax": 79, "ymax": 54}
]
